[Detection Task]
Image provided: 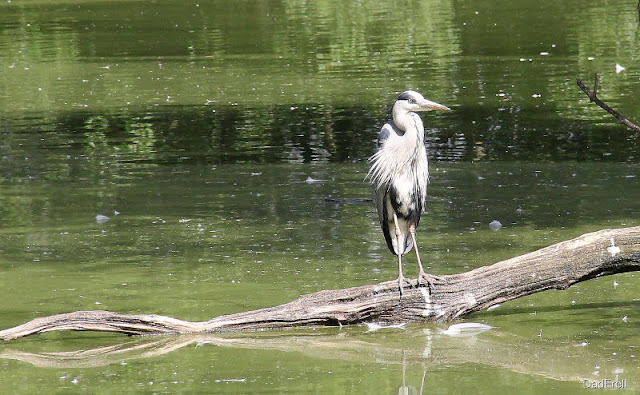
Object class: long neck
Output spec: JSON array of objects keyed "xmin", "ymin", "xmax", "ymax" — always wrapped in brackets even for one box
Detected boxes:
[{"xmin": 393, "ymin": 108, "xmax": 425, "ymax": 144}]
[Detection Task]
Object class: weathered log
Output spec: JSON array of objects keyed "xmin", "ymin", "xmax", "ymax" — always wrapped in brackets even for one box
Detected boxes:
[{"xmin": 1, "ymin": 226, "xmax": 639, "ymax": 341}]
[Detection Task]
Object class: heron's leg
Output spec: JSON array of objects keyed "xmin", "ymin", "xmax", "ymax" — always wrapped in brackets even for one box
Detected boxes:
[
  {"xmin": 409, "ymin": 223, "xmax": 436, "ymax": 293},
  {"xmin": 393, "ymin": 212, "xmax": 410, "ymax": 296},
  {"xmin": 409, "ymin": 223, "xmax": 426, "ymax": 275}
]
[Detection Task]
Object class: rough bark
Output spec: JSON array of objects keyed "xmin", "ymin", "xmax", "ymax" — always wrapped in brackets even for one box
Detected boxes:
[{"xmin": 1, "ymin": 226, "xmax": 639, "ymax": 341}]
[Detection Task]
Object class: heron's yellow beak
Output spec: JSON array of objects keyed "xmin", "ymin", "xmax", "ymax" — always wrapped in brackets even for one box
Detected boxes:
[{"xmin": 419, "ymin": 99, "xmax": 450, "ymax": 112}]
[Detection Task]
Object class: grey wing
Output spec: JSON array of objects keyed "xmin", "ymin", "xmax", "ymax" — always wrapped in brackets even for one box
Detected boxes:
[
  {"xmin": 373, "ymin": 123, "xmax": 394, "ymax": 225},
  {"xmin": 372, "ymin": 122, "xmax": 400, "ymax": 254},
  {"xmin": 376, "ymin": 123, "xmax": 393, "ymax": 150},
  {"xmin": 374, "ymin": 183, "xmax": 387, "ymax": 228},
  {"xmin": 374, "ymin": 183, "xmax": 397, "ymax": 255}
]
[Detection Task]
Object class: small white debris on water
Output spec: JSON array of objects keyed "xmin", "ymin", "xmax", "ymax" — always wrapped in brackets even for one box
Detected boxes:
[
  {"xmin": 616, "ymin": 64, "xmax": 625, "ymax": 74},
  {"xmin": 215, "ymin": 378, "xmax": 247, "ymax": 383},
  {"xmin": 540, "ymin": 52, "xmax": 549, "ymax": 56},
  {"xmin": 622, "ymin": 315, "xmax": 628, "ymax": 323},
  {"xmin": 607, "ymin": 237, "xmax": 621, "ymax": 257},
  {"xmin": 574, "ymin": 341, "xmax": 589, "ymax": 347},
  {"xmin": 441, "ymin": 322, "xmax": 495, "ymax": 337},
  {"xmin": 587, "ymin": 56, "xmax": 595, "ymax": 61},
  {"xmin": 305, "ymin": 176, "xmax": 323, "ymax": 183},
  {"xmin": 489, "ymin": 220, "xmax": 502, "ymax": 230},
  {"xmin": 487, "ymin": 304, "xmax": 501, "ymax": 311},
  {"xmin": 364, "ymin": 322, "xmax": 407, "ymax": 332},
  {"xmin": 95, "ymin": 214, "xmax": 110, "ymax": 224},
  {"xmin": 613, "ymin": 280, "xmax": 619, "ymax": 288}
]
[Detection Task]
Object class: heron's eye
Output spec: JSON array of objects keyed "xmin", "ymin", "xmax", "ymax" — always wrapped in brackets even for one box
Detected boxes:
[{"xmin": 408, "ymin": 98, "xmax": 416, "ymax": 104}]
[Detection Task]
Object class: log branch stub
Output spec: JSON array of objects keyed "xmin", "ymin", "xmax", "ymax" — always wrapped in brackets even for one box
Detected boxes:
[{"xmin": 1, "ymin": 226, "xmax": 640, "ymax": 341}]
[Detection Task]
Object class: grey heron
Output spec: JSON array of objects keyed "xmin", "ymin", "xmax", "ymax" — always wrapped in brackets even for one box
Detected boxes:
[{"xmin": 367, "ymin": 90, "xmax": 450, "ymax": 295}]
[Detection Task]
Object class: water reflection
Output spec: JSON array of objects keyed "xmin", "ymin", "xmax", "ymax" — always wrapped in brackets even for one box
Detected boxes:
[
  {"xmin": 2, "ymin": 0, "xmax": 640, "ymax": 163},
  {"xmin": 1, "ymin": 325, "xmax": 637, "ymax": 391},
  {"xmin": 2, "ymin": 106, "xmax": 638, "ymax": 169}
]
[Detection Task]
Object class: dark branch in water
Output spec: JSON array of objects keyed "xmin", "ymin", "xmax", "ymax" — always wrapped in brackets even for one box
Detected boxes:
[
  {"xmin": 1, "ymin": 226, "xmax": 640, "ymax": 341},
  {"xmin": 324, "ymin": 198, "xmax": 372, "ymax": 204},
  {"xmin": 576, "ymin": 74, "xmax": 640, "ymax": 133}
]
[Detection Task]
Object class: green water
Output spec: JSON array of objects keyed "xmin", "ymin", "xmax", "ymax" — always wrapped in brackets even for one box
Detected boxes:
[{"xmin": 1, "ymin": 0, "xmax": 640, "ymax": 393}]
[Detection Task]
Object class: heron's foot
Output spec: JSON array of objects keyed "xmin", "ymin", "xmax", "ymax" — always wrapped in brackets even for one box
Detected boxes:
[
  {"xmin": 417, "ymin": 271, "xmax": 440, "ymax": 295},
  {"xmin": 397, "ymin": 274, "xmax": 412, "ymax": 296}
]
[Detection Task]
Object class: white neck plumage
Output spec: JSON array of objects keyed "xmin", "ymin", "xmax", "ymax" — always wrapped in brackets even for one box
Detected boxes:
[{"xmin": 393, "ymin": 109, "xmax": 425, "ymax": 149}]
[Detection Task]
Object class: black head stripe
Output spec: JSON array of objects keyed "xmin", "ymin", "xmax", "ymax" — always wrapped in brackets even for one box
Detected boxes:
[{"xmin": 397, "ymin": 91, "xmax": 414, "ymax": 101}]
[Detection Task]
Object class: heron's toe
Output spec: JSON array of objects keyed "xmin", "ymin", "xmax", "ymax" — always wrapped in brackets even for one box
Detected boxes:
[
  {"xmin": 397, "ymin": 274, "xmax": 413, "ymax": 296},
  {"xmin": 417, "ymin": 271, "xmax": 441, "ymax": 293}
]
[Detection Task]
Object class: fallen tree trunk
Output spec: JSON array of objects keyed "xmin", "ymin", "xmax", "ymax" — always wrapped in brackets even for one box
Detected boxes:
[{"xmin": 2, "ymin": 226, "xmax": 639, "ymax": 341}]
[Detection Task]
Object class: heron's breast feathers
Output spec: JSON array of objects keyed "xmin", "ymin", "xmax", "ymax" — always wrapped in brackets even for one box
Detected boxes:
[{"xmin": 367, "ymin": 146, "xmax": 429, "ymax": 196}]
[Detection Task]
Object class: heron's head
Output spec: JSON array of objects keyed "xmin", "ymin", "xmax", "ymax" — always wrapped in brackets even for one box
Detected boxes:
[{"xmin": 394, "ymin": 90, "xmax": 450, "ymax": 113}]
